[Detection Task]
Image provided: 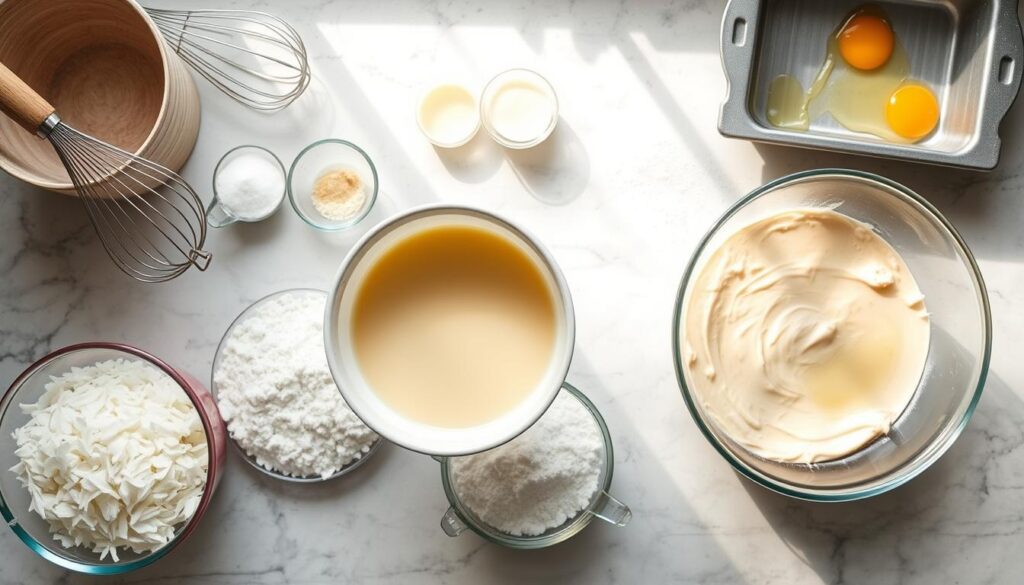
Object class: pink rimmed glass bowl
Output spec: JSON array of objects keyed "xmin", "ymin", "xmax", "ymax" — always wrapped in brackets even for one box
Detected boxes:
[{"xmin": 0, "ymin": 343, "xmax": 227, "ymax": 574}]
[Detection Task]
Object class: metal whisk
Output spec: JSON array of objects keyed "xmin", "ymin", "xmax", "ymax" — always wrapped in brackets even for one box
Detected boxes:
[
  {"xmin": 146, "ymin": 8, "xmax": 310, "ymax": 112},
  {"xmin": 0, "ymin": 61, "xmax": 211, "ymax": 283}
]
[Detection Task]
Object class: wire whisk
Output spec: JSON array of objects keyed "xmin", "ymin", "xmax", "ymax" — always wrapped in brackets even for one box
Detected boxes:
[
  {"xmin": 0, "ymin": 61, "xmax": 211, "ymax": 283},
  {"xmin": 146, "ymin": 8, "xmax": 310, "ymax": 112}
]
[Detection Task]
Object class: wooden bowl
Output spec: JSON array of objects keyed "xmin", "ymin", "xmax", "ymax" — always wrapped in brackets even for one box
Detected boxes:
[{"xmin": 0, "ymin": 0, "xmax": 200, "ymax": 195}]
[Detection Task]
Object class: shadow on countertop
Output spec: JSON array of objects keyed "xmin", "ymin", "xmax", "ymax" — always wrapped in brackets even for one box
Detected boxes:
[{"xmin": 742, "ymin": 372, "xmax": 1024, "ymax": 585}]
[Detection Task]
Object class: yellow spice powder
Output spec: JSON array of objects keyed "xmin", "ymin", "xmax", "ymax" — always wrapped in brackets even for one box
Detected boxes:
[{"xmin": 312, "ymin": 168, "xmax": 367, "ymax": 221}]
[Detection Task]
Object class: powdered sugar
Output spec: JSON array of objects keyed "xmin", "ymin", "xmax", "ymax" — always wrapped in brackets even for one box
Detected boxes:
[
  {"xmin": 213, "ymin": 291, "xmax": 378, "ymax": 479},
  {"xmin": 451, "ymin": 391, "xmax": 604, "ymax": 536}
]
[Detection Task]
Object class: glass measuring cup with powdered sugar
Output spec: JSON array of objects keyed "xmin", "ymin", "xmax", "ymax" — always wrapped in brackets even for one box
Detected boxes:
[{"xmin": 435, "ymin": 383, "xmax": 631, "ymax": 549}]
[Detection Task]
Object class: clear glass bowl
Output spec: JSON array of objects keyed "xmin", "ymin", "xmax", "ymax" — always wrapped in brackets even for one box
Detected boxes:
[
  {"xmin": 480, "ymin": 68, "xmax": 559, "ymax": 149},
  {"xmin": 673, "ymin": 169, "xmax": 991, "ymax": 501},
  {"xmin": 437, "ymin": 383, "xmax": 631, "ymax": 549},
  {"xmin": 416, "ymin": 83, "xmax": 481, "ymax": 148},
  {"xmin": 0, "ymin": 343, "xmax": 227, "ymax": 574},
  {"xmin": 287, "ymin": 139, "xmax": 378, "ymax": 231},
  {"xmin": 211, "ymin": 288, "xmax": 383, "ymax": 483}
]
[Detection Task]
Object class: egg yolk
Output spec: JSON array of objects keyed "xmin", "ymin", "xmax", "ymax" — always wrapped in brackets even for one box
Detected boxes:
[
  {"xmin": 886, "ymin": 84, "xmax": 939, "ymax": 140},
  {"xmin": 838, "ymin": 14, "xmax": 894, "ymax": 71}
]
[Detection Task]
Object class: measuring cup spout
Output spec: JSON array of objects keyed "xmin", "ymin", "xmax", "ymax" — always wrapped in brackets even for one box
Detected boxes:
[{"xmin": 206, "ymin": 197, "xmax": 238, "ymax": 228}]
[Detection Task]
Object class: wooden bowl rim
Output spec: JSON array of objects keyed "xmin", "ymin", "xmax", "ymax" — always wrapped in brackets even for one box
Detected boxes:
[{"xmin": 0, "ymin": 0, "xmax": 174, "ymax": 191}]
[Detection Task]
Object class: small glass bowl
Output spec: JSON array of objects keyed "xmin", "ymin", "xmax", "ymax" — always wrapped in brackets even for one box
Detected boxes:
[
  {"xmin": 207, "ymin": 145, "xmax": 287, "ymax": 227},
  {"xmin": 287, "ymin": 139, "xmax": 378, "ymax": 231},
  {"xmin": 0, "ymin": 343, "xmax": 227, "ymax": 574},
  {"xmin": 437, "ymin": 383, "xmax": 631, "ymax": 549},
  {"xmin": 211, "ymin": 288, "xmax": 383, "ymax": 483},
  {"xmin": 416, "ymin": 83, "xmax": 481, "ymax": 148},
  {"xmin": 673, "ymin": 169, "xmax": 991, "ymax": 501},
  {"xmin": 480, "ymin": 68, "xmax": 559, "ymax": 149}
]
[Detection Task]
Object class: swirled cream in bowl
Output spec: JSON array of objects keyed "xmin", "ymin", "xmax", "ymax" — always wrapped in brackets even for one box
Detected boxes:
[
  {"xmin": 682, "ymin": 208, "xmax": 929, "ymax": 464},
  {"xmin": 674, "ymin": 169, "xmax": 990, "ymax": 501}
]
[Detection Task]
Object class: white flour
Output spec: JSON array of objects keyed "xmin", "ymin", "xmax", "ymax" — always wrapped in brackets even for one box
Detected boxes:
[
  {"xmin": 214, "ymin": 292, "xmax": 378, "ymax": 478},
  {"xmin": 451, "ymin": 391, "xmax": 604, "ymax": 536}
]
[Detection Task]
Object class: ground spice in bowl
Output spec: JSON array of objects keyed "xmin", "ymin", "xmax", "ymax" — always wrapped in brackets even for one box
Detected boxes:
[{"xmin": 312, "ymin": 169, "xmax": 367, "ymax": 221}]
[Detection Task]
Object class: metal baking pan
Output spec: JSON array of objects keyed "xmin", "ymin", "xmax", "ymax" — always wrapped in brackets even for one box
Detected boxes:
[{"xmin": 718, "ymin": 0, "xmax": 1023, "ymax": 170}]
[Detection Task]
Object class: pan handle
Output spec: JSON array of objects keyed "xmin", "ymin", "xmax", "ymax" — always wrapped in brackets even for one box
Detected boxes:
[
  {"xmin": 973, "ymin": 0, "xmax": 1024, "ymax": 169},
  {"xmin": 719, "ymin": 0, "xmax": 758, "ymax": 56},
  {"xmin": 718, "ymin": 0, "xmax": 762, "ymax": 137},
  {"xmin": 990, "ymin": 0, "xmax": 1023, "ymax": 106},
  {"xmin": 0, "ymin": 61, "xmax": 55, "ymax": 136}
]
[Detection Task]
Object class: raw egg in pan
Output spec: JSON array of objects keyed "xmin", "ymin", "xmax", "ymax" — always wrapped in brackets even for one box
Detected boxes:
[{"xmin": 766, "ymin": 4, "xmax": 940, "ymax": 143}]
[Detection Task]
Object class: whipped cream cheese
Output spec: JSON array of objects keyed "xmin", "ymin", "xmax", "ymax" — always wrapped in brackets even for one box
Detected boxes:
[{"xmin": 683, "ymin": 209, "xmax": 929, "ymax": 463}]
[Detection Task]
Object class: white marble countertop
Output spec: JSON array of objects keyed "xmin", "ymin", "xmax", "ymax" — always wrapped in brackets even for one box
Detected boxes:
[{"xmin": 2, "ymin": 0, "xmax": 1024, "ymax": 583}]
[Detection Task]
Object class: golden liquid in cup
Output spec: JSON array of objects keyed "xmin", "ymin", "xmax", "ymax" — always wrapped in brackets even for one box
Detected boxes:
[{"xmin": 351, "ymin": 224, "xmax": 557, "ymax": 428}]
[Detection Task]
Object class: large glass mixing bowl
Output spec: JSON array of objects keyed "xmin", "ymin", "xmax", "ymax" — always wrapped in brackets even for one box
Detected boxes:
[
  {"xmin": 672, "ymin": 169, "xmax": 991, "ymax": 501},
  {"xmin": 0, "ymin": 343, "xmax": 227, "ymax": 573}
]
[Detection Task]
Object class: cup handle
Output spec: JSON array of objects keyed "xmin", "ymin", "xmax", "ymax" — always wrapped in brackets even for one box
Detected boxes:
[
  {"xmin": 440, "ymin": 507, "xmax": 467, "ymax": 537},
  {"xmin": 590, "ymin": 490, "xmax": 632, "ymax": 527},
  {"xmin": 206, "ymin": 198, "xmax": 237, "ymax": 228}
]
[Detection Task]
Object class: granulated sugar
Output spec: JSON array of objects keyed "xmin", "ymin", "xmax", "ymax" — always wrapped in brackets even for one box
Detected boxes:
[
  {"xmin": 451, "ymin": 391, "xmax": 603, "ymax": 536},
  {"xmin": 215, "ymin": 152, "xmax": 284, "ymax": 220},
  {"xmin": 214, "ymin": 291, "xmax": 378, "ymax": 478}
]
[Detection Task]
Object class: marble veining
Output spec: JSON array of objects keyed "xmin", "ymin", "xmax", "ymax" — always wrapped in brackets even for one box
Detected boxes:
[{"xmin": 1, "ymin": 0, "xmax": 1023, "ymax": 583}]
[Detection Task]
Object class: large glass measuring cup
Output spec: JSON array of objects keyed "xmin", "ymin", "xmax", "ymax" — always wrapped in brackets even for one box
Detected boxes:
[{"xmin": 436, "ymin": 383, "xmax": 631, "ymax": 549}]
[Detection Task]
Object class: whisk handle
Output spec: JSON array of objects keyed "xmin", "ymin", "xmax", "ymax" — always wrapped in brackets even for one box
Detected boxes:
[{"xmin": 0, "ymin": 61, "xmax": 56, "ymax": 136}]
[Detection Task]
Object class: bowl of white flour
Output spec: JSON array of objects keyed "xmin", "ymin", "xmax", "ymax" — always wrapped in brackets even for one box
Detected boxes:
[
  {"xmin": 212, "ymin": 289, "xmax": 382, "ymax": 482},
  {"xmin": 436, "ymin": 383, "xmax": 630, "ymax": 548}
]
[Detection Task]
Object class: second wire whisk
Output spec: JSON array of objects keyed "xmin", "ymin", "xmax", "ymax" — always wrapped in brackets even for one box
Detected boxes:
[
  {"xmin": 0, "ymin": 61, "xmax": 211, "ymax": 283},
  {"xmin": 147, "ymin": 8, "xmax": 311, "ymax": 112}
]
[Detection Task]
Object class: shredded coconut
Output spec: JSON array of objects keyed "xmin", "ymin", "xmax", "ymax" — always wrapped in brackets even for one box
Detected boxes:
[
  {"xmin": 11, "ymin": 359, "xmax": 208, "ymax": 561},
  {"xmin": 213, "ymin": 291, "xmax": 378, "ymax": 479},
  {"xmin": 451, "ymin": 391, "xmax": 604, "ymax": 536}
]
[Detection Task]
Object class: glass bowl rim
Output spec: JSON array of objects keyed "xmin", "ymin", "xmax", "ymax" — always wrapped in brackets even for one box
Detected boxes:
[
  {"xmin": 211, "ymin": 144, "xmax": 287, "ymax": 223},
  {"xmin": 670, "ymin": 167, "xmax": 992, "ymax": 502},
  {"xmin": 210, "ymin": 287, "xmax": 384, "ymax": 483},
  {"xmin": 0, "ymin": 342, "xmax": 222, "ymax": 574},
  {"xmin": 286, "ymin": 138, "xmax": 379, "ymax": 231},
  {"xmin": 437, "ymin": 382, "xmax": 615, "ymax": 549}
]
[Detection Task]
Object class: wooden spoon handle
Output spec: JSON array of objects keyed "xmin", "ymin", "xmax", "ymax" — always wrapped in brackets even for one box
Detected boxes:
[{"xmin": 0, "ymin": 61, "xmax": 55, "ymax": 135}]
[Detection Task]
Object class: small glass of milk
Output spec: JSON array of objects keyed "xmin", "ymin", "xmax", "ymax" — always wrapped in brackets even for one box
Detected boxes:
[{"xmin": 480, "ymin": 69, "xmax": 559, "ymax": 149}]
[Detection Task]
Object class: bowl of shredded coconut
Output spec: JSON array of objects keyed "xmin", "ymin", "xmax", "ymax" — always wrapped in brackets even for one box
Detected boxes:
[
  {"xmin": 437, "ymin": 383, "xmax": 631, "ymax": 549},
  {"xmin": 212, "ymin": 288, "xmax": 381, "ymax": 482},
  {"xmin": 0, "ymin": 343, "xmax": 227, "ymax": 574}
]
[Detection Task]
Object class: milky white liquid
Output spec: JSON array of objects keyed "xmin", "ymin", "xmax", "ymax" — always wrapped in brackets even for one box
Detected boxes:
[
  {"xmin": 484, "ymin": 72, "xmax": 556, "ymax": 144},
  {"xmin": 418, "ymin": 84, "xmax": 479, "ymax": 146}
]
